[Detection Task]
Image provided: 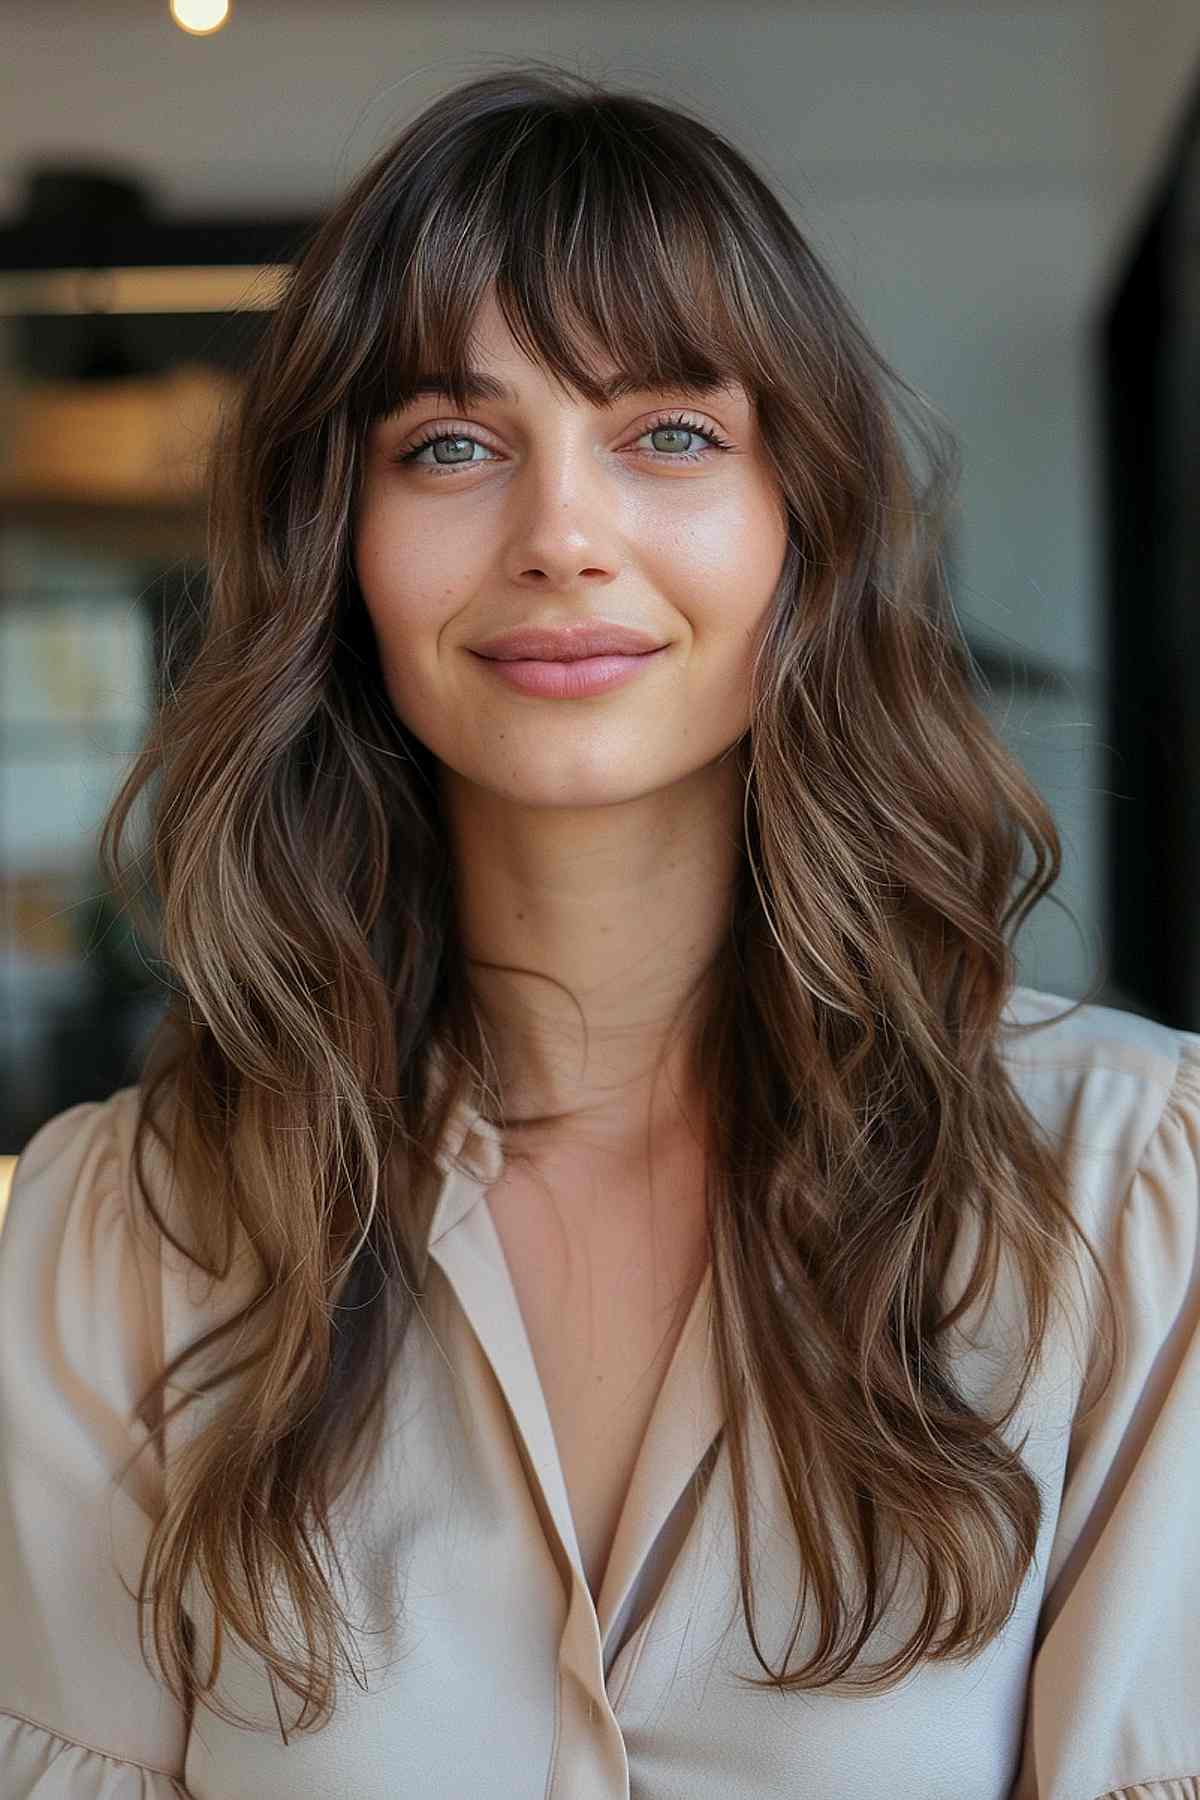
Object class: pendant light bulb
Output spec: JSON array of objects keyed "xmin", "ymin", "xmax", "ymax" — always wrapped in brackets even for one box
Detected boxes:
[{"xmin": 170, "ymin": 0, "xmax": 231, "ymax": 34}]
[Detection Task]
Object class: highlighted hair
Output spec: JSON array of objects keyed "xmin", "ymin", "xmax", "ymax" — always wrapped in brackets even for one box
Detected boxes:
[{"xmin": 99, "ymin": 62, "xmax": 1121, "ymax": 1736}]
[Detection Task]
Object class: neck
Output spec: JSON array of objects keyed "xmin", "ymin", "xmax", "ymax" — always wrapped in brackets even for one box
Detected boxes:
[{"xmin": 440, "ymin": 755, "xmax": 743, "ymax": 1154}]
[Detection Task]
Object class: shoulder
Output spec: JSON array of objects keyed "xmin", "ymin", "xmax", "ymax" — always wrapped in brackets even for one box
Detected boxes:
[
  {"xmin": 998, "ymin": 983, "xmax": 1199, "ymax": 1223},
  {"xmin": 999, "ymin": 981, "xmax": 1197, "ymax": 1089},
  {"xmin": 0, "ymin": 1086, "xmax": 168, "ymax": 1384},
  {"xmin": 2, "ymin": 1083, "xmax": 258, "ymax": 1375},
  {"xmin": 995, "ymin": 986, "xmax": 1200, "ymax": 1369},
  {"xmin": 3, "ymin": 1085, "xmax": 142, "ymax": 1260}
]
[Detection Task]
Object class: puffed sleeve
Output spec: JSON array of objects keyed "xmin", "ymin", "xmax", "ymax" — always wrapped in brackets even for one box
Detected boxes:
[
  {"xmin": 1010, "ymin": 1035, "xmax": 1200, "ymax": 1800},
  {"xmin": 0, "ymin": 1095, "xmax": 192, "ymax": 1796}
]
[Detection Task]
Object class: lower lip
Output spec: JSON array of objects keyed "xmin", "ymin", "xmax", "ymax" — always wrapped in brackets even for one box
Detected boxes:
[{"xmin": 471, "ymin": 647, "xmax": 667, "ymax": 697}]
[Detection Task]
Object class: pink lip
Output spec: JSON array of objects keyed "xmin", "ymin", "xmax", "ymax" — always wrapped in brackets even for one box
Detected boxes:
[
  {"xmin": 470, "ymin": 648, "xmax": 667, "ymax": 698},
  {"xmin": 471, "ymin": 623, "xmax": 665, "ymax": 660}
]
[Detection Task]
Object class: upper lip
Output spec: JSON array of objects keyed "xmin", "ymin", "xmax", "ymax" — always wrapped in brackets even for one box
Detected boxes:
[{"xmin": 470, "ymin": 622, "xmax": 666, "ymax": 661}]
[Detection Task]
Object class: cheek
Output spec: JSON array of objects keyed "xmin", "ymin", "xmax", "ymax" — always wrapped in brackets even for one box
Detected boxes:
[
  {"xmin": 353, "ymin": 502, "xmax": 467, "ymax": 640},
  {"xmin": 351, "ymin": 503, "xmax": 395, "ymax": 617},
  {"xmin": 355, "ymin": 499, "xmax": 412, "ymax": 604},
  {"xmin": 676, "ymin": 475, "xmax": 786, "ymax": 579},
  {"xmin": 684, "ymin": 493, "xmax": 787, "ymax": 634}
]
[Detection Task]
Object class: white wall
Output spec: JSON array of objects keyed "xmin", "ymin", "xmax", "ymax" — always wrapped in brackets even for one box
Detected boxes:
[{"xmin": 2, "ymin": 0, "xmax": 1197, "ymax": 999}]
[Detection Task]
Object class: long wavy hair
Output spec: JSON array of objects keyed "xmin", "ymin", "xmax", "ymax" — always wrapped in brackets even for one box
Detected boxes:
[{"xmin": 99, "ymin": 61, "xmax": 1123, "ymax": 1738}]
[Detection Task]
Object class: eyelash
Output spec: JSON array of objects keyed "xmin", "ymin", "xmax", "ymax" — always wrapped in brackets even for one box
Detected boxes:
[{"xmin": 393, "ymin": 410, "xmax": 735, "ymax": 476}]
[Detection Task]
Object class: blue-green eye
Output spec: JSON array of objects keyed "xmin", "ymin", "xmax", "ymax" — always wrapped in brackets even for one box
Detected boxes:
[{"xmin": 395, "ymin": 410, "xmax": 735, "ymax": 475}]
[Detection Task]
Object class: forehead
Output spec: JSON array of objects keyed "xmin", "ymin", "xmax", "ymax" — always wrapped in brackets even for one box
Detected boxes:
[
  {"xmin": 467, "ymin": 294, "xmax": 727, "ymax": 400},
  {"xmin": 466, "ymin": 290, "xmax": 566, "ymax": 371},
  {"xmin": 398, "ymin": 299, "xmax": 746, "ymax": 411}
]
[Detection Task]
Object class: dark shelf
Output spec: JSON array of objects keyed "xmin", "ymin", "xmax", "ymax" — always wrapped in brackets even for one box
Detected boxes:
[
  {"xmin": 0, "ymin": 214, "xmax": 317, "ymax": 274},
  {"xmin": 0, "ymin": 494, "xmax": 207, "ymax": 560}
]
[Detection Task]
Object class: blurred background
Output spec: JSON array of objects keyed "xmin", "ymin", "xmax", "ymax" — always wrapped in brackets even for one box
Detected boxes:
[{"xmin": 1, "ymin": 0, "xmax": 1198, "ymax": 1180}]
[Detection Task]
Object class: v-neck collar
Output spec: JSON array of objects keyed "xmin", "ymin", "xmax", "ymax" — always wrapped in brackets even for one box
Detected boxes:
[{"xmin": 425, "ymin": 1089, "xmax": 724, "ymax": 1690}]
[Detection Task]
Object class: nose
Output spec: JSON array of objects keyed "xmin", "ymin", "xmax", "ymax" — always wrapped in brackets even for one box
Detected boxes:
[{"xmin": 503, "ymin": 450, "xmax": 622, "ymax": 591}]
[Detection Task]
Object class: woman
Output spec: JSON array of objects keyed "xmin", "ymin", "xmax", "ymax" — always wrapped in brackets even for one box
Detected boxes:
[{"xmin": 1, "ymin": 62, "xmax": 1197, "ymax": 1800}]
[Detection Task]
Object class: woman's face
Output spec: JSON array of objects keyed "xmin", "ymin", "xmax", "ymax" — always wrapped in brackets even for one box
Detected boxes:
[{"xmin": 353, "ymin": 290, "xmax": 789, "ymax": 812}]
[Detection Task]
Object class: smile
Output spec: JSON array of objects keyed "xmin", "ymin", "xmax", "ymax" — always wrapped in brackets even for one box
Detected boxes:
[{"xmin": 469, "ymin": 647, "xmax": 667, "ymax": 698}]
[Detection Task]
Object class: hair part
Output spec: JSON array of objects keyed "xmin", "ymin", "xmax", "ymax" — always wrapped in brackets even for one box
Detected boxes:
[{"xmin": 98, "ymin": 60, "xmax": 1123, "ymax": 1738}]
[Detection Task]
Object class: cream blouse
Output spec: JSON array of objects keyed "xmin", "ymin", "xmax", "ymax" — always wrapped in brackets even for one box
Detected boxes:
[{"xmin": 1, "ymin": 984, "xmax": 1198, "ymax": 1799}]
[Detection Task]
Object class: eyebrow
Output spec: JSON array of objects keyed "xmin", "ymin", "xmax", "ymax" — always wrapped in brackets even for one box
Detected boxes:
[{"xmin": 380, "ymin": 368, "xmax": 739, "ymax": 418}]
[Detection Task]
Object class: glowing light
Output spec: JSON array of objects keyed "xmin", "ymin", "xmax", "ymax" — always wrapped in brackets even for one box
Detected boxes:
[{"xmin": 170, "ymin": 0, "xmax": 231, "ymax": 34}]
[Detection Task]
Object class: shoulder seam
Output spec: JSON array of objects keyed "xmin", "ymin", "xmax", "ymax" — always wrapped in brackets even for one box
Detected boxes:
[
  {"xmin": 1129, "ymin": 1031, "xmax": 1200, "ymax": 1180},
  {"xmin": 0, "ymin": 1704, "xmax": 184, "ymax": 1781}
]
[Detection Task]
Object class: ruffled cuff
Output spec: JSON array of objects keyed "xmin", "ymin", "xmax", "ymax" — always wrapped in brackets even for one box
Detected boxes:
[
  {"xmin": 1095, "ymin": 1782, "xmax": 1200, "ymax": 1800},
  {"xmin": 0, "ymin": 1711, "xmax": 190, "ymax": 1797}
]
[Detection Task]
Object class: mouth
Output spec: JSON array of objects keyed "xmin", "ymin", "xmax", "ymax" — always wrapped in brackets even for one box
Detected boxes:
[
  {"xmin": 469, "ymin": 644, "xmax": 668, "ymax": 697},
  {"xmin": 470, "ymin": 625, "xmax": 666, "ymax": 661},
  {"xmin": 475, "ymin": 649, "xmax": 660, "ymax": 663}
]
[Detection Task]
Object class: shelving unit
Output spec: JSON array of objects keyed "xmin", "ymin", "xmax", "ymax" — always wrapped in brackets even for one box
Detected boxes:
[{"xmin": 0, "ymin": 183, "xmax": 315, "ymax": 1155}]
